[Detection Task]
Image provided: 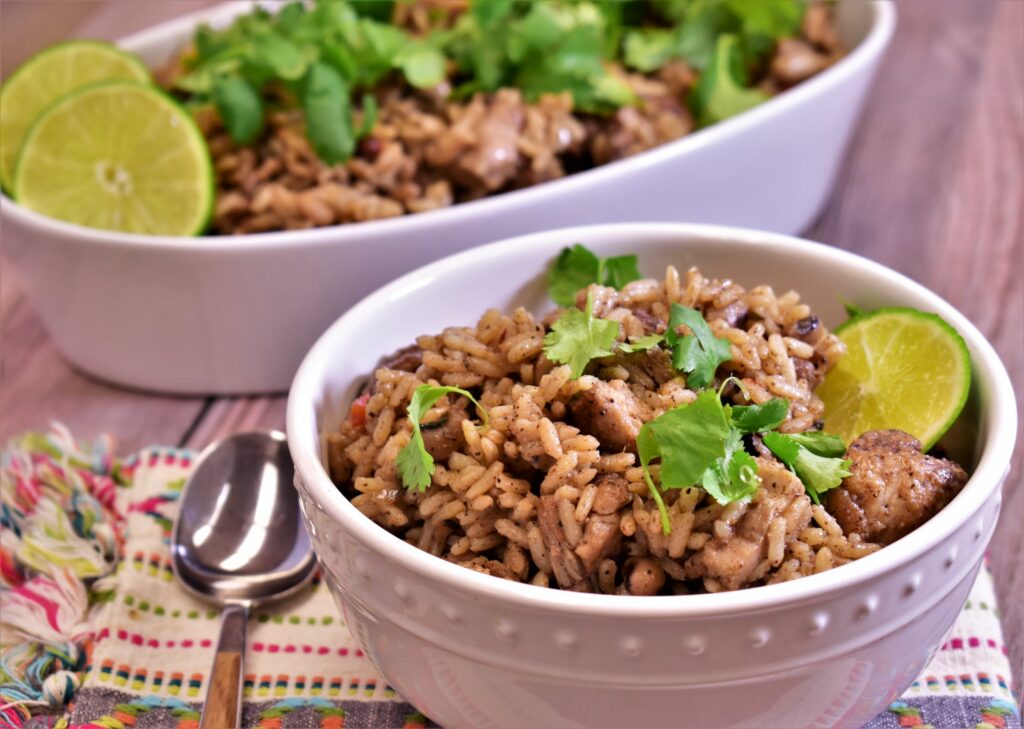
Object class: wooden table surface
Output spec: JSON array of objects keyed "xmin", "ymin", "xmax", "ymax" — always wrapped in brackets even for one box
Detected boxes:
[{"xmin": 2, "ymin": 0, "xmax": 1022, "ymax": 690}]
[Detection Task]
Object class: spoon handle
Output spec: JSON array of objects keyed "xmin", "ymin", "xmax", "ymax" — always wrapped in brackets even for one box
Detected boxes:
[{"xmin": 200, "ymin": 603, "xmax": 248, "ymax": 729}]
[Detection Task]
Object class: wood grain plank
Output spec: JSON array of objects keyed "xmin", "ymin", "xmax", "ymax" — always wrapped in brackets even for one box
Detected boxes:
[
  {"xmin": 0, "ymin": 2, "xmax": 105, "ymax": 72},
  {"xmin": 0, "ymin": 273, "xmax": 206, "ymax": 454},
  {"xmin": 72, "ymin": 0, "xmax": 221, "ymax": 41},
  {"xmin": 0, "ymin": 0, "xmax": 220, "ymax": 74},
  {"xmin": 926, "ymin": 0, "xmax": 1024, "ymax": 684},
  {"xmin": 182, "ymin": 396, "xmax": 287, "ymax": 451},
  {"xmin": 809, "ymin": 0, "xmax": 997, "ymax": 271}
]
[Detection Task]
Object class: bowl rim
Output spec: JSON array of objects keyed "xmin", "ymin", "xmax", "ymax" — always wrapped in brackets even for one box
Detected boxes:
[
  {"xmin": 286, "ymin": 222, "xmax": 1017, "ymax": 618},
  {"xmin": 0, "ymin": 1, "xmax": 895, "ymax": 251}
]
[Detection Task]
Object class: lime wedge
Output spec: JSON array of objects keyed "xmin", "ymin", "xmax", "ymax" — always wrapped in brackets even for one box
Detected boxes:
[
  {"xmin": 817, "ymin": 307, "xmax": 971, "ymax": 450},
  {"xmin": 13, "ymin": 81, "xmax": 213, "ymax": 236},
  {"xmin": 0, "ymin": 40, "xmax": 150, "ymax": 191}
]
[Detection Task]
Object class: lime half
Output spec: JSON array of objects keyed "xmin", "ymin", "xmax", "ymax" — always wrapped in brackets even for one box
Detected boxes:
[
  {"xmin": 0, "ymin": 40, "xmax": 150, "ymax": 191},
  {"xmin": 817, "ymin": 307, "xmax": 971, "ymax": 450},
  {"xmin": 14, "ymin": 81, "xmax": 213, "ymax": 236}
]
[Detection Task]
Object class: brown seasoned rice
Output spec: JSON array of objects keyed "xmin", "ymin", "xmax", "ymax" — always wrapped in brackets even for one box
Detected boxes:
[
  {"xmin": 159, "ymin": 5, "xmax": 845, "ymax": 236},
  {"xmin": 325, "ymin": 265, "xmax": 892, "ymax": 595}
]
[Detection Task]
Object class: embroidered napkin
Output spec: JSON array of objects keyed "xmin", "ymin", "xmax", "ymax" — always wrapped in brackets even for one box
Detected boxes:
[{"xmin": 1, "ymin": 431, "xmax": 1019, "ymax": 729}]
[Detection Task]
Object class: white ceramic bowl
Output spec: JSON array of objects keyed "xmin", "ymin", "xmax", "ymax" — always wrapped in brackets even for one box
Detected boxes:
[
  {"xmin": 0, "ymin": 2, "xmax": 895, "ymax": 394},
  {"xmin": 287, "ymin": 223, "xmax": 1016, "ymax": 729}
]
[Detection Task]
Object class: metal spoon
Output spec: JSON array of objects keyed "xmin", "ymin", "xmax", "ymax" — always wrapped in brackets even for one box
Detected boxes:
[{"xmin": 171, "ymin": 430, "xmax": 316, "ymax": 729}]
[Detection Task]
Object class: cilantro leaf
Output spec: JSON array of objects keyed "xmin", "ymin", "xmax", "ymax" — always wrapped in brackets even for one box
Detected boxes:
[
  {"xmin": 786, "ymin": 431, "xmax": 848, "ymax": 458},
  {"xmin": 395, "ymin": 385, "xmax": 489, "ymax": 491},
  {"xmin": 637, "ymin": 389, "xmax": 743, "ymax": 532},
  {"xmin": 650, "ymin": 390, "xmax": 732, "ymax": 487},
  {"xmin": 548, "ymin": 244, "xmax": 601, "ymax": 307},
  {"xmin": 637, "ymin": 425, "xmax": 672, "ymax": 533},
  {"xmin": 211, "ymin": 76, "xmax": 264, "ymax": 144},
  {"xmin": 547, "ymin": 244, "xmax": 643, "ymax": 307},
  {"xmin": 618, "ymin": 28, "xmax": 675, "ymax": 72},
  {"xmin": 701, "ymin": 429, "xmax": 760, "ymax": 505},
  {"xmin": 303, "ymin": 62, "xmax": 354, "ymax": 165},
  {"xmin": 728, "ymin": 397, "xmax": 789, "ymax": 432},
  {"xmin": 763, "ymin": 432, "xmax": 852, "ymax": 503},
  {"xmin": 603, "ymin": 254, "xmax": 643, "ymax": 290},
  {"xmin": 618, "ymin": 334, "xmax": 665, "ymax": 354},
  {"xmin": 394, "ymin": 42, "xmax": 447, "ymax": 89},
  {"xmin": 543, "ymin": 292, "xmax": 620, "ymax": 379},
  {"xmin": 724, "ymin": 0, "xmax": 804, "ymax": 39},
  {"xmin": 841, "ymin": 299, "xmax": 866, "ymax": 319},
  {"xmin": 623, "ymin": 28, "xmax": 676, "ymax": 72},
  {"xmin": 690, "ymin": 34, "xmax": 769, "ymax": 127},
  {"xmin": 250, "ymin": 30, "xmax": 307, "ymax": 80},
  {"xmin": 665, "ymin": 304, "xmax": 734, "ymax": 389}
]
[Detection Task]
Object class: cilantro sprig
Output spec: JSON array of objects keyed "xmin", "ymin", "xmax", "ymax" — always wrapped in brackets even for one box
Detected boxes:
[
  {"xmin": 666, "ymin": 304, "xmax": 734, "ymax": 389},
  {"xmin": 177, "ymin": 0, "xmax": 809, "ymax": 165},
  {"xmin": 395, "ymin": 385, "xmax": 489, "ymax": 492},
  {"xmin": 763, "ymin": 431, "xmax": 852, "ymax": 503},
  {"xmin": 618, "ymin": 334, "xmax": 665, "ymax": 354},
  {"xmin": 638, "ymin": 389, "xmax": 777, "ymax": 532},
  {"xmin": 543, "ymin": 292, "xmax": 620, "ymax": 379},
  {"xmin": 547, "ymin": 244, "xmax": 643, "ymax": 307},
  {"xmin": 544, "ymin": 247, "xmax": 737, "ymax": 386},
  {"xmin": 177, "ymin": 1, "xmax": 445, "ymax": 162},
  {"xmin": 637, "ymin": 385, "xmax": 848, "ymax": 533}
]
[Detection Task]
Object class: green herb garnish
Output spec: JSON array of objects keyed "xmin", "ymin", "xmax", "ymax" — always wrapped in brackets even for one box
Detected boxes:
[
  {"xmin": 395, "ymin": 385, "xmax": 489, "ymax": 492},
  {"xmin": 728, "ymin": 397, "xmax": 789, "ymax": 432},
  {"xmin": 618, "ymin": 334, "xmax": 665, "ymax": 354},
  {"xmin": 543, "ymin": 292, "xmax": 620, "ymax": 379},
  {"xmin": 700, "ymin": 428, "xmax": 761, "ymax": 505},
  {"xmin": 210, "ymin": 76, "xmax": 263, "ymax": 144},
  {"xmin": 180, "ymin": 0, "xmax": 809, "ymax": 165},
  {"xmin": 762, "ymin": 431, "xmax": 852, "ymax": 503},
  {"xmin": 637, "ymin": 387, "xmax": 848, "ymax": 532},
  {"xmin": 638, "ymin": 389, "xmax": 755, "ymax": 532},
  {"xmin": 303, "ymin": 62, "xmax": 355, "ymax": 165},
  {"xmin": 547, "ymin": 243, "xmax": 643, "ymax": 307},
  {"xmin": 665, "ymin": 304, "xmax": 734, "ymax": 389},
  {"xmin": 690, "ymin": 34, "xmax": 769, "ymax": 126},
  {"xmin": 624, "ymin": 0, "xmax": 801, "ymax": 70}
]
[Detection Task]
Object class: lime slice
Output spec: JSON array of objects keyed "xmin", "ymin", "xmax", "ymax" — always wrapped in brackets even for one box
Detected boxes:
[
  {"xmin": 0, "ymin": 40, "xmax": 150, "ymax": 191},
  {"xmin": 817, "ymin": 307, "xmax": 971, "ymax": 450},
  {"xmin": 13, "ymin": 81, "xmax": 214, "ymax": 236}
]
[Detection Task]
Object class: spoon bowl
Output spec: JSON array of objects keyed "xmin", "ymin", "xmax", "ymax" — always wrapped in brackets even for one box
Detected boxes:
[{"xmin": 171, "ymin": 430, "xmax": 316, "ymax": 728}]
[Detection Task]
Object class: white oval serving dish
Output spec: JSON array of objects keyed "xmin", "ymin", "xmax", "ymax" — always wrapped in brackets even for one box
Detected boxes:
[
  {"xmin": 0, "ymin": 2, "xmax": 895, "ymax": 394},
  {"xmin": 287, "ymin": 222, "xmax": 1016, "ymax": 729}
]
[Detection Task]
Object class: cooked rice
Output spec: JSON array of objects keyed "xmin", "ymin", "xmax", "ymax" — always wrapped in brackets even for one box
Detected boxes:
[
  {"xmin": 327, "ymin": 266, "xmax": 883, "ymax": 594},
  {"xmin": 159, "ymin": 5, "xmax": 844, "ymax": 236}
]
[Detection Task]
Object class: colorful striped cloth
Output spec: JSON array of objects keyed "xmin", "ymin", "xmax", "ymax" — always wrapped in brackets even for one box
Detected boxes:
[{"xmin": 1, "ymin": 430, "xmax": 1019, "ymax": 729}]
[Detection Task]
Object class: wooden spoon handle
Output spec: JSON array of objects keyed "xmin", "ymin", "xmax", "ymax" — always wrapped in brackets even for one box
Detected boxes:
[{"xmin": 200, "ymin": 603, "xmax": 248, "ymax": 729}]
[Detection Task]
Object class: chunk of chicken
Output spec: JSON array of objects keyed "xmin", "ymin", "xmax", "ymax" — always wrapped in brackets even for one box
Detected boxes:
[
  {"xmin": 569, "ymin": 379, "xmax": 651, "ymax": 453},
  {"xmin": 686, "ymin": 458, "xmax": 812, "ymax": 590},
  {"xmin": 574, "ymin": 514, "xmax": 622, "ymax": 573},
  {"xmin": 420, "ymin": 401, "xmax": 468, "ymax": 462},
  {"xmin": 826, "ymin": 430, "xmax": 968, "ymax": 544},
  {"xmin": 771, "ymin": 38, "xmax": 831, "ymax": 87},
  {"xmin": 537, "ymin": 496, "xmax": 587, "ymax": 589},
  {"xmin": 591, "ymin": 474, "xmax": 632, "ymax": 515},
  {"xmin": 705, "ymin": 300, "xmax": 749, "ymax": 329},
  {"xmin": 447, "ymin": 89, "xmax": 525, "ymax": 192}
]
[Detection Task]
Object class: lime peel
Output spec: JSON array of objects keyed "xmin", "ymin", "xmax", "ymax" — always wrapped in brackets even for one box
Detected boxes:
[
  {"xmin": 0, "ymin": 40, "xmax": 149, "ymax": 191},
  {"xmin": 819, "ymin": 307, "xmax": 971, "ymax": 451},
  {"xmin": 13, "ymin": 81, "xmax": 213, "ymax": 236}
]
